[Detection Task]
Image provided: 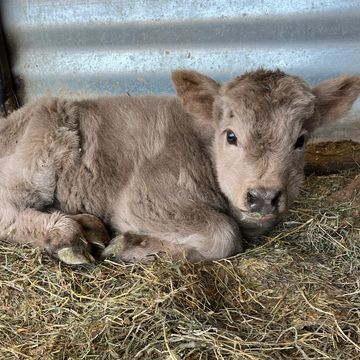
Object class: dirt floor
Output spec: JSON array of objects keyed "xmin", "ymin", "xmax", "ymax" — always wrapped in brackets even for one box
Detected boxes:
[
  {"xmin": 0, "ymin": 143, "xmax": 359, "ymax": 359},
  {"xmin": 305, "ymin": 140, "xmax": 360, "ymax": 175}
]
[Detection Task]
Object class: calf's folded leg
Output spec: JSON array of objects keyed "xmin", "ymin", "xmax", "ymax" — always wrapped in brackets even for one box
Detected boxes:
[
  {"xmin": 102, "ymin": 232, "xmax": 186, "ymax": 262},
  {"xmin": 0, "ymin": 204, "xmax": 110, "ymax": 264},
  {"xmin": 103, "ymin": 211, "xmax": 242, "ymax": 263},
  {"xmin": 0, "ymin": 98, "xmax": 110, "ymax": 264}
]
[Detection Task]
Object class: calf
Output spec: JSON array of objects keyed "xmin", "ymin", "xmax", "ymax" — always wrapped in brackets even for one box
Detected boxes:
[{"xmin": 0, "ymin": 69, "xmax": 359, "ymax": 264}]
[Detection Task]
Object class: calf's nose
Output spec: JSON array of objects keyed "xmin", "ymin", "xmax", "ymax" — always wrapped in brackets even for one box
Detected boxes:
[{"xmin": 247, "ymin": 189, "xmax": 281, "ymax": 215}]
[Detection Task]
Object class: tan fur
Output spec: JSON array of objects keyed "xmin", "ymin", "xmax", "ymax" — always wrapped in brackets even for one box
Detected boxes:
[{"xmin": 0, "ymin": 69, "xmax": 359, "ymax": 263}]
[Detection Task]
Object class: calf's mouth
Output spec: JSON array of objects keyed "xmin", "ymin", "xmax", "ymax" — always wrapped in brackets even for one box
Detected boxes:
[{"xmin": 231, "ymin": 207, "xmax": 283, "ymax": 238}]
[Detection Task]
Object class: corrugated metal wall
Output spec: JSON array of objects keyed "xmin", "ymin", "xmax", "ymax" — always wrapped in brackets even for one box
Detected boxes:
[{"xmin": 0, "ymin": 0, "xmax": 359, "ymax": 141}]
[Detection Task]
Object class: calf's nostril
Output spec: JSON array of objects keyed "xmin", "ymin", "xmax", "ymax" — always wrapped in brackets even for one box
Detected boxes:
[
  {"xmin": 247, "ymin": 190, "xmax": 265, "ymax": 213},
  {"xmin": 271, "ymin": 191, "xmax": 281, "ymax": 207},
  {"xmin": 247, "ymin": 191, "xmax": 257, "ymax": 205}
]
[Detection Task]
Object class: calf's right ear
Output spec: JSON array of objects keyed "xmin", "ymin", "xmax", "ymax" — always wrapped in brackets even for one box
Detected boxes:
[{"xmin": 172, "ymin": 70, "xmax": 220, "ymax": 122}]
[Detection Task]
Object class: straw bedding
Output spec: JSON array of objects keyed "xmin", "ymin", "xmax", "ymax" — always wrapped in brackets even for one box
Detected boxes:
[{"xmin": 0, "ymin": 169, "xmax": 359, "ymax": 359}]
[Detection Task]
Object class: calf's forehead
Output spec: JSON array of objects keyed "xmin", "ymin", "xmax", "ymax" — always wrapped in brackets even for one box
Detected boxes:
[{"xmin": 220, "ymin": 71, "xmax": 316, "ymax": 129}]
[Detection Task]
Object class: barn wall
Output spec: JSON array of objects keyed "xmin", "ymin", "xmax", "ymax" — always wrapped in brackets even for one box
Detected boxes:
[{"xmin": 0, "ymin": 0, "xmax": 359, "ymax": 141}]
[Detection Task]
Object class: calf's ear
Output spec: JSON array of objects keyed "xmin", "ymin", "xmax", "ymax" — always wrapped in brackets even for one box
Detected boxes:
[
  {"xmin": 308, "ymin": 76, "xmax": 360, "ymax": 131},
  {"xmin": 172, "ymin": 70, "xmax": 220, "ymax": 122}
]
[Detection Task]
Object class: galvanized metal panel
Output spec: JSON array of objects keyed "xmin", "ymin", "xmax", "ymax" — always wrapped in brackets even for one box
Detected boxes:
[{"xmin": 0, "ymin": 0, "xmax": 359, "ymax": 141}]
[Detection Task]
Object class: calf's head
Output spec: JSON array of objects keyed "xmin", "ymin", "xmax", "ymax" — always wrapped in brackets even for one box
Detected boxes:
[{"xmin": 172, "ymin": 69, "xmax": 360, "ymax": 236}]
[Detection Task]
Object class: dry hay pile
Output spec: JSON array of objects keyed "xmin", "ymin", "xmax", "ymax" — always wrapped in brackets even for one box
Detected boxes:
[{"xmin": 0, "ymin": 170, "xmax": 359, "ymax": 359}]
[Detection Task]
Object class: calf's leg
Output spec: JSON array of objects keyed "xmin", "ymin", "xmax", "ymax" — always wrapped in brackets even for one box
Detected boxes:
[
  {"xmin": 102, "ymin": 211, "xmax": 242, "ymax": 263},
  {"xmin": 102, "ymin": 233, "xmax": 183, "ymax": 262},
  {"xmin": 0, "ymin": 98, "xmax": 110, "ymax": 264},
  {"xmin": 0, "ymin": 202, "xmax": 109, "ymax": 264},
  {"xmin": 0, "ymin": 188, "xmax": 109, "ymax": 265}
]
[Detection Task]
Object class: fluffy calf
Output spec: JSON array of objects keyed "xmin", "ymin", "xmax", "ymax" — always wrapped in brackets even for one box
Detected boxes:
[{"xmin": 0, "ymin": 69, "xmax": 359, "ymax": 264}]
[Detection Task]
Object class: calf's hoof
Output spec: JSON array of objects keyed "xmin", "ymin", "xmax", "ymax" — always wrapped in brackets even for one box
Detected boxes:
[
  {"xmin": 102, "ymin": 233, "xmax": 163, "ymax": 263},
  {"xmin": 55, "ymin": 214, "xmax": 110, "ymax": 265},
  {"xmin": 101, "ymin": 234, "xmax": 126, "ymax": 260},
  {"xmin": 69, "ymin": 214, "xmax": 110, "ymax": 254},
  {"xmin": 57, "ymin": 243, "xmax": 95, "ymax": 265}
]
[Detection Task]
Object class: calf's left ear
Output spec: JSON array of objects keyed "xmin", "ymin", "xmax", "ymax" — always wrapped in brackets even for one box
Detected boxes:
[
  {"xmin": 308, "ymin": 75, "xmax": 360, "ymax": 131},
  {"xmin": 172, "ymin": 70, "xmax": 220, "ymax": 122}
]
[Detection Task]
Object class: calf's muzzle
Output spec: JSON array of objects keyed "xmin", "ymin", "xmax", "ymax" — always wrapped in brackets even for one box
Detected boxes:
[{"xmin": 247, "ymin": 189, "xmax": 281, "ymax": 215}]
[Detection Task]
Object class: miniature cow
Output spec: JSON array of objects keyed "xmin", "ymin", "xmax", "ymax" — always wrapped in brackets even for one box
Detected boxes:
[{"xmin": 0, "ymin": 69, "xmax": 359, "ymax": 264}]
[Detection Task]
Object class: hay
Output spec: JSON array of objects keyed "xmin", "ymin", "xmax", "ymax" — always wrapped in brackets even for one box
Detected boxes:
[{"xmin": 1, "ymin": 170, "xmax": 359, "ymax": 359}]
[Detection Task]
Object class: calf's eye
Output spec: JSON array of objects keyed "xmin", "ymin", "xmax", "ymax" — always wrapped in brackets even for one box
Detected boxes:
[
  {"xmin": 294, "ymin": 134, "xmax": 306, "ymax": 149},
  {"xmin": 226, "ymin": 130, "xmax": 237, "ymax": 145}
]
